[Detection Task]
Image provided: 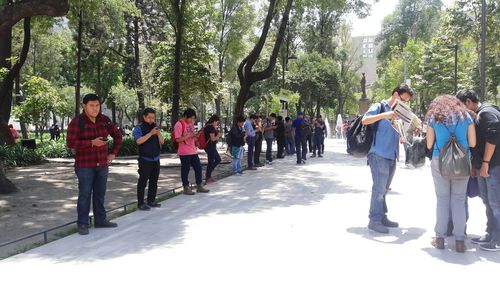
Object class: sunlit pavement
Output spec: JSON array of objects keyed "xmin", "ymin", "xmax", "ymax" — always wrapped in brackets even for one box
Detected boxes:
[{"xmin": 1, "ymin": 139, "xmax": 498, "ymax": 280}]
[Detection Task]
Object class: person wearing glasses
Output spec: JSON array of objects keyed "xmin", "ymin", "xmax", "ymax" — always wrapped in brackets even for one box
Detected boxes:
[{"xmin": 362, "ymin": 84, "xmax": 414, "ymax": 234}]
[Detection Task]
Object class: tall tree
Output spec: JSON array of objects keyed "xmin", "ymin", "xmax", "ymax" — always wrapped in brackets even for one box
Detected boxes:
[
  {"xmin": 0, "ymin": 0, "xmax": 69, "ymax": 194},
  {"xmin": 233, "ymin": 0, "xmax": 294, "ymax": 123}
]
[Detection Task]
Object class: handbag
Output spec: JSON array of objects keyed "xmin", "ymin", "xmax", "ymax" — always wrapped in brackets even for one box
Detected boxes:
[{"xmin": 466, "ymin": 176, "xmax": 479, "ymax": 198}]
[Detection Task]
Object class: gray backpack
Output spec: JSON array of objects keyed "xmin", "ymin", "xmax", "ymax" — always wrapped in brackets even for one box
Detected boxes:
[{"xmin": 437, "ymin": 123, "xmax": 471, "ymax": 179}]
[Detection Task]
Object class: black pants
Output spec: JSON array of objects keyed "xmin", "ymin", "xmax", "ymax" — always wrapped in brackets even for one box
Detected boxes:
[
  {"xmin": 307, "ymin": 135, "xmax": 313, "ymax": 152},
  {"xmin": 137, "ymin": 158, "xmax": 160, "ymax": 206},
  {"xmin": 277, "ymin": 136, "xmax": 285, "ymax": 157},
  {"xmin": 313, "ymin": 135, "xmax": 324, "ymax": 156},
  {"xmin": 205, "ymin": 145, "xmax": 221, "ymax": 179},
  {"xmin": 295, "ymin": 137, "xmax": 307, "ymax": 163},
  {"xmin": 254, "ymin": 136, "xmax": 263, "ymax": 165}
]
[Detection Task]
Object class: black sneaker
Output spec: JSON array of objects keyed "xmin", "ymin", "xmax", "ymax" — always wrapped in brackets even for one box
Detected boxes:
[
  {"xmin": 479, "ymin": 241, "xmax": 500, "ymax": 252},
  {"xmin": 471, "ymin": 234, "xmax": 491, "ymax": 245},
  {"xmin": 138, "ymin": 204, "xmax": 151, "ymax": 211},
  {"xmin": 95, "ymin": 220, "xmax": 118, "ymax": 228},
  {"xmin": 148, "ymin": 202, "xmax": 161, "ymax": 208},
  {"xmin": 368, "ymin": 222, "xmax": 389, "ymax": 233},
  {"xmin": 77, "ymin": 224, "xmax": 89, "ymax": 235}
]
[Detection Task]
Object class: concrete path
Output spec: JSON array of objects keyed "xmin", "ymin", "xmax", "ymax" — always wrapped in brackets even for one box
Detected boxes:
[{"xmin": 0, "ymin": 140, "xmax": 498, "ymax": 280}]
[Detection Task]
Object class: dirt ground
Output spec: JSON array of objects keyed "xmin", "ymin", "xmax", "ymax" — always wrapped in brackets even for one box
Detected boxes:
[{"xmin": 0, "ymin": 148, "xmax": 250, "ymax": 258}]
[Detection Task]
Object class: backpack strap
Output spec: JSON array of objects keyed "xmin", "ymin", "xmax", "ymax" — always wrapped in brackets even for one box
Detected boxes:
[{"xmin": 372, "ymin": 102, "xmax": 386, "ymax": 146}]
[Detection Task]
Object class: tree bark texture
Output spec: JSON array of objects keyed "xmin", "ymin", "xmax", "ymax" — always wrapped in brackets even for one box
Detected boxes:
[{"xmin": 233, "ymin": 0, "xmax": 293, "ymax": 124}]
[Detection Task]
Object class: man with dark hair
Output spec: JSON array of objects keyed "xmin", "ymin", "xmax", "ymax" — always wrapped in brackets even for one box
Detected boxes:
[
  {"xmin": 133, "ymin": 108, "xmax": 164, "ymax": 211},
  {"xmin": 312, "ymin": 115, "xmax": 325, "ymax": 158},
  {"xmin": 276, "ymin": 115, "xmax": 286, "ymax": 158},
  {"xmin": 457, "ymin": 88, "xmax": 500, "ymax": 251},
  {"xmin": 230, "ymin": 116, "xmax": 246, "ymax": 175},
  {"xmin": 243, "ymin": 114, "xmax": 257, "ymax": 170},
  {"xmin": 174, "ymin": 108, "xmax": 209, "ymax": 195},
  {"xmin": 67, "ymin": 93, "xmax": 123, "ymax": 235},
  {"xmin": 263, "ymin": 113, "xmax": 277, "ymax": 165},
  {"xmin": 254, "ymin": 115, "xmax": 264, "ymax": 167},
  {"xmin": 292, "ymin": 112, "xmax": 307, "ymax": 164},
  {"xmin": 362, "ymin": 84, "xmax": 413, "ymax": 233}
]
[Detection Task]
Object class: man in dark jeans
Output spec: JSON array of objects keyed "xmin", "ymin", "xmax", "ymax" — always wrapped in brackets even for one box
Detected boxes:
[
  {"xmin": 311, "ymin": 115, "xmax": 325, "ymax": 158},
  {"xmin": 66, "ymin": 93, "xmax": 123, "ymax": 235},
  {"xmin": 362, "ymin": 84, "xmax": 413, "ymax": 233},
  {"xmin": 133, "ymin": 108, "xmax": 164, "ymax": 211},
  {"xmin": 254, "ymin": 115, "xmax": 264, "ymax": 167},
  {"xmin": 457, "ymin": 89, "xmax": 500, "ymax": 251},
  {"xmin": 276, "ymin": 115, "xmax": 286, "ymax": 158},
  {"xmin": 204, "ymin": 115, "xmax": 223, "ymax": 184},
  {"xmin": 263, "ymin": 113, "xmax": 277, "ymax": 165},
  {"xmin": 243, "ymin": 114, "xmax": 257, "ymax": 170},
  {"xmin": 291, "ymin": 112, "xmax": 307, "ymax": 164}
]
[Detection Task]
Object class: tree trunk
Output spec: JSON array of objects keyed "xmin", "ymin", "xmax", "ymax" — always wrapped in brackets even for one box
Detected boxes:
[
  {"xmin": 0, "ymin": 162, "xmax": 18, "ymax": 194},
  {"xmin": 75, "ymin": 8, "xmax": 82, "ymax": 116},
  {"xmin": 170, "ymin": 0, "xmax": 186, "ymax": 129},
  {"xmin": 233, "ymin": 0, "xmax": 293, "ymax": 125},
  {"xmin": 1, "ymin": 18, "xmax": 31, "ymax": 144}
]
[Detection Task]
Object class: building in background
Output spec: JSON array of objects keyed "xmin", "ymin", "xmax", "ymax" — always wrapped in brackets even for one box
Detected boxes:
[{"xmin": 351, "ymin": 35, "xmax": 379, "ymax": 87}]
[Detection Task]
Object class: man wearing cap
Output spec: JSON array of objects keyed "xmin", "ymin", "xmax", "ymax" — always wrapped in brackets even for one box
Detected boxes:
[{"xmin": 291, "ymin": 112, "xmax": 307, "ymax": 164}]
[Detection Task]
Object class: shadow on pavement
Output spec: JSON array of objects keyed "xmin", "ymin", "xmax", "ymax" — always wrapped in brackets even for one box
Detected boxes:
[{"xmin": 346, "ymin": 226, "xmax": 426, "ymax": 245}]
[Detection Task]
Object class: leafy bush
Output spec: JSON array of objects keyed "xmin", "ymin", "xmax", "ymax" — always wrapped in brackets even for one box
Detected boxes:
[
  {"xmin": 0, "ymin": 144, "xmax": 45, "ymax": 168},
  {"xmin": 1, "ymin": 132, "xmax": 174, "ymax": 168},
  {"xmin": 37, "ymin": 140, "xmax": 74, "ymax": 158}
]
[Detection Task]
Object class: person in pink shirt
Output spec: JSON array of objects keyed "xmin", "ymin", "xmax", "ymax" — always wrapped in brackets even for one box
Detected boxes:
[{"xmin": 174, "ymin": 108, "xmax": 209, "ymax": 195}]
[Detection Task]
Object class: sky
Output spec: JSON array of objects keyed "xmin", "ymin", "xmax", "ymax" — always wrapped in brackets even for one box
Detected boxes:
[{"xmin": 347, "ymin": 0, "xmax": 458, "ymax": 37}]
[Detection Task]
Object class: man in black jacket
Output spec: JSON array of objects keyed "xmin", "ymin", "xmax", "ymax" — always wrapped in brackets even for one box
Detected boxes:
[
  {"xmin": 457, "ymin": 89, "xmax": 500, "ymax": 252},
  {"xmin": 133, "ymin": 108, "xmax": 165, "ymax": 211}
]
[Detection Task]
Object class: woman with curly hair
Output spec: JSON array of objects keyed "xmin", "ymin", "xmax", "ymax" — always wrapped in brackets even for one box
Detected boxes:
[{"xmin": 425, "ymin": 94, "xmax": 476, "ymax": 252}]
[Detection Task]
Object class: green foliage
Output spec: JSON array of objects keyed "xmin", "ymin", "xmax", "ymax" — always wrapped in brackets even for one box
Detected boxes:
[
  {"xmin": 36, "ymin": 141, "xmax": 75, "ymax": 158},
  {"xmin": 13, "ymin": 76, "xmax": 59, "ymax": 140},
  {"xmin": 0, "ymin": 145, "xmax": 45, "ymax": 168},
  {"xmin": 152, "ymin": 4, "xmax": 219, "ymax": 106},
  {"xmin": 376, "ymin": 0, "xmax": 443, "ymax": 62}
]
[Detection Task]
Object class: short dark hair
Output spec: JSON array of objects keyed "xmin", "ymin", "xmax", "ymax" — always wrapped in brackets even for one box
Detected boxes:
[
  {"xmin": 182, "ymin": 108, "xmax": 196, "ymax": 119},
  {"xmin": 277, "ymin": 115, "xmax": 283, "ymax": 122},
  {"xmin": 285, "ymin": 117, "xmax": 290, "ymax": 122},
  {"xmin": 456, "ymin": 88, "xmax": 479, "ymax": 103},
  {"xmin": 82, "ymin": 93, "xmax": 101, "ymax": 104},
  {"xmin": 142, "ymin": 108, "xmax": 156, "ymax": 116},
  {"xmin": 8, "ymin": 124, "xmax": 13, "ymax": 128},
  {"xmin": 249, "ymin": 114, "xmax": 257, "ymax": 120},
  {"xmin": 392, "ymin": 84, "xmax": 414, "ymax": 97},
  {"xmin": 236, "ymin": 115, "xmax": 245, "ymax": 123},
  {"xmin": 269, "ymin": 113, "xmax": 277, "ymax": 118}
]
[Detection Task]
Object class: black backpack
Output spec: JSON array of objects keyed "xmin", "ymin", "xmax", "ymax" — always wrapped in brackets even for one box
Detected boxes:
[
  {"xmin": 437, "ymin": 123, "xmax": 471, "ymax": 179},
  {"xmin": 346, "ymin": 103, "xmax": 385, "ymax": 157}
]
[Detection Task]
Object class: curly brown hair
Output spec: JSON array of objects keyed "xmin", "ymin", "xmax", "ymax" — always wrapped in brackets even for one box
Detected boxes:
[{"xmin": 425, "ymin": 94, "xmax": 468, "ymax": 124}]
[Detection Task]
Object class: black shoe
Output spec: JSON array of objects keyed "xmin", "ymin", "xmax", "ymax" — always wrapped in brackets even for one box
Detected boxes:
[
  {"xmin": 382, "ymin": 216, "xmax": 399, "ymax": 228},
  {"xmin": 318, "ymin": 155, "xmax": 323, "ymax": 158},
  {"xmin": 95, "ymin": 220, "xmax": 118, "ymax": 228},
  {"xmin": 147, "ymin": 202, "xmax": 161, "ymax": 208},
  {"xmin": 77, "ymin": 224, "xmax": 89, "ymax": 235},
  {"xmin": 138, "ymin": 204, "xmax": 151, "ymax": 211}
]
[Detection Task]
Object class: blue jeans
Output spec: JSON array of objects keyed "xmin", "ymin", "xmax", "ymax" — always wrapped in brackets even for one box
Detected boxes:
[
  {"xmin": 477, "ymin": 165, "xmax": 500, "ymax": 242},
  {"xmin": 205, "ymin": 146, "xmax": 221, "ymax": 179},
  {"xmin": 232, "ymin": 146, "xmax": 244, "ymax": 173},
  {"xmin": 246, "ymin": 136, "xmax": 255, "ymax": 167},
  {"xmin": 285, "ymin": 136, "xmax": 295, "ymax": 154},
  {"xmin": 179, "ymin": 154, "xmax": 202, "ymax": 187},
  {"xmin": 265, "ymin": 138, "xmax": 273, "ymax": 162},
  {"xmin": 368, "ymin": 153, "xmax": 396, "ymax": 223},
  {"xmin": 75, "ymin": 167, "xmax": 109, "ymax": 226}
]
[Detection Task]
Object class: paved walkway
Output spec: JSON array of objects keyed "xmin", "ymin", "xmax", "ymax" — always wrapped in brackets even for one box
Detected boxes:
[{"xmin": 0, "ymin": 140, "xmax": 498, "ymax": 279}]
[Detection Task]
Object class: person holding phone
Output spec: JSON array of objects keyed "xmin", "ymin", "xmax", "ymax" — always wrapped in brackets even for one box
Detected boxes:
[
  {"xmin": 66, "ymin": 93, "xmax": 123, "ymax": 235},
  {"xmin": 133, "ymin": 108, "xmax": 165, "ymax": 211}
]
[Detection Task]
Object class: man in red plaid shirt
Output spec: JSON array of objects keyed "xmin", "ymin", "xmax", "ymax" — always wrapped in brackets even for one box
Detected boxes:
[{"xmin": 67, "ymin": 94, "xmax": 123, "ymax": 235}]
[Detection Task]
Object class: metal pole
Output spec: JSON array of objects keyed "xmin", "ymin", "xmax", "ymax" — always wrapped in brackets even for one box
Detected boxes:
[
  {"xmin": 454, "ymin": 44, "xmax": 458, "ymax": 95},
  {"xmin": 480, "ymin": 0, "xmax": 487, "ymax": 101}
]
